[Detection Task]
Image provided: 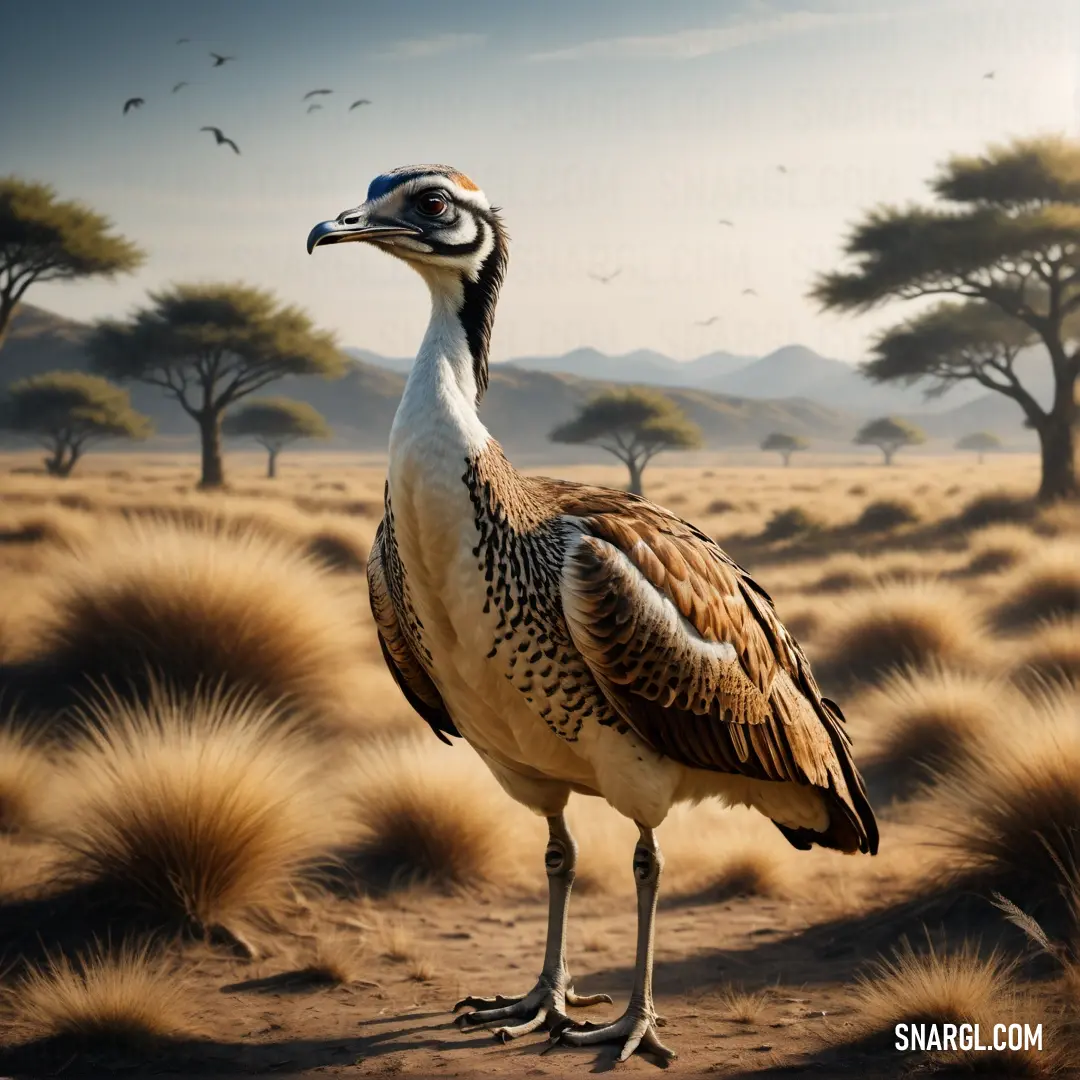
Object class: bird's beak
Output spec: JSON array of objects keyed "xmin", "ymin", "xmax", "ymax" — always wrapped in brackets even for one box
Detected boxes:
[{"xmin": 306, "ymin": 211, "xmax": 421, "ymax": 254}]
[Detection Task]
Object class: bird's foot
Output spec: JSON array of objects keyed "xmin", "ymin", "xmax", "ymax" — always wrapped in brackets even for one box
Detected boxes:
[
  {"xmin": 453, "ymin": 973, "xmax": 611, "ymax": 1042},
  {"xmin": 548, "ymin": 998, "xmax": 676, "ymax": 1062}
]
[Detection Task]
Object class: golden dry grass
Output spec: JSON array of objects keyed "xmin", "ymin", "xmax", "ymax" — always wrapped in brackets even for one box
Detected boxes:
[
  {"xmin": 342, "ymin": 737, "xmax": 510, "ymax": 893},
  {"xmin": 848, "ymin": 940, "xmax": 1057, "ymax": 1074},
  {"xmin": 991, "ymin": 543, "xmax": 1080, "ymax": 632},
  {"xmin": 933, "ymin": 690, "xmax": 1080, "ymax": 928},
  {"xmin": 850, "ymin": 498, "xmax": 920, "ymax": 532},
  {"xmin": 5, "ymin": 941, "xmax": 192, "ymax": 1046},
  {"xmin": 297, "ymin": 933, "xmax": 374, "ymax": 987},
  {"xmin": 0, "ymin": 725, "xmax": 52, "ymax": 834},
  {"xmin": 956, "ymin": 490, "xmax": 1036, "ymax": 530},
  {"xmin": 815, "ymin": 583, "xmax": 985, "ymax": 691},
  {"xmin": 715, "ymin": 985, "xmax": 773, "ymax": 1024},
  {"xmin": 0, "ymin": 451, "xmax": 1074, "ymax": 1073},
  {"xmin": 963, "ymin": 524, "xmax": 1038, "ymax": 576},
  {"xmin": 376, "ymin": 918, "xmax": 419, "ymax": 964},
  {"xmin": 11, "ymin": 519, "xmax": 373, "ymax": 729},
  {"xmin": 855, "ymin": 667, "xmax": 1011, "ymax": 803},
  {"xmin": 50, "ymin": 687, "xmax": 341, "ymax": 931},
  {"xmin": 854, "ymin": 939, "xmax": 1012, "ymax": 1033},
  {"xmin": 1009, "ymin": 618, "xmax": 1080, "ymax": 688}
]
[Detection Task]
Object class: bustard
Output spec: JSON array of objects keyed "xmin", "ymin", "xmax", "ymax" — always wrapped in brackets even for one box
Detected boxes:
[{"xmin": 307, "ymin": 166, "xmax": 878, "ymax": 1063}]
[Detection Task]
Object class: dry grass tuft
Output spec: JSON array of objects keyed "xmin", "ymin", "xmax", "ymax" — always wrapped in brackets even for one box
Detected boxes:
[
  {"xmin": 761, "ymin": 506, "xmax": 824, "ymax": 542},
  {"xmin": 16, "ymin": 519, "xmax": 371, "ymax": 726},
  {"xmin": 934, "ymin": 691, "xmax": 1080, "ymax": 929},
  {"xmin": 1009, "ymin": 619, "xmax": 1080, "ymax": 688},
  {"xmin": 852, "ymin": 498, "xmax": 920, "ymax": 532},
  {"xmin": 7, "ymin": 941, "xmax": 191, "ymax": 1046},
  {"xmin": 957, "ymin": 491, "xmax": 1035, "ymax": 530},
  {"xmin": 705, "ymin": 498, "xmax": 737, "ymax": 515},
  {"xmin": 0, "ymin": 506, "xmax": 96, "ymax": 553},
  {"xmin": 816, "ymin": 584, "xmax": 984, "ymax": 691},
  {"xmin": 0, "ymin": 725, "xmax": 52, "ymax": 834},
  {"xmin": 848, "ymin": 939, "xmax": 1058, "ymax": 1074},
  {"xmin": 304, "ymin": 527, "xmax": 369, "ymax": 573},
  {"xmin": 963, "ymin": 524, "xmax": 1036, "ymax": 576},
  {"xmin": 342, "ymin": 739, "xmax": 509, "ymax": 893},
  {"xmin": 299, "ymin": 933, "xmax": 373, "ymax": 986},
  {"xmin": 854, "ymin": 938, "xmax": 1011, "ymax": 1038},
  {"xmin": 1036, "ymin": 499, "xmax": 1080, "ymax": 538},
  {"xmin": 376, "ymin": 920, "xmax": 418, "ymax": 964},
  {"xmin": 51, "ymin": 687, "xmax": 340, "ymax": 932},
  {"xmin": 716, "ymin": 985, "xmax": 773, "ymax": 1024},
  {"xmin": 408, "ymin": 956, "xmax": 437, "ymax": 983},
  {"xmin": 671, "ymin": 852, "xmax": 784, "ymax": 903},
  {"xmin": 991, "ymin": 545, "xmax": 1080, "ymax": 631},
  {"xmin": 856, "ymin": 667, "xmax": 1010, "ymax": 803}
]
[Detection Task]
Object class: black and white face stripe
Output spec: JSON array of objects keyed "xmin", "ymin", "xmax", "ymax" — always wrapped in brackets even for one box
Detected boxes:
[{"xmin": 358, "ymin": 165, "xmax": 511, "ymax": 403}]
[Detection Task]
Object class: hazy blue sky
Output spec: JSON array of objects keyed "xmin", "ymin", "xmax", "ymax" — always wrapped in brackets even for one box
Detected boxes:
[{"xmin": 2, "ymin": 0, "xmax": 1077, "ymax": 362}]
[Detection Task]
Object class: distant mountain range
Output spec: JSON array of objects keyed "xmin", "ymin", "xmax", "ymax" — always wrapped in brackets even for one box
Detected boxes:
[
  {"xmin": 0, "ymin": 306, "xmax": 1042, "ymax": 455},
  {"xmin": 349, "ymin": 342, "xmax": 1051, "ymax": 422}
]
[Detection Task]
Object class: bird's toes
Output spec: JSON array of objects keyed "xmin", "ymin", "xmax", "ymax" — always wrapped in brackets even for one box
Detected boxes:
[
  {"xmin": 489, "ymin": 1008, "xmax": 550, "ymax": 1041},
  {"xmin": 566, "ymin": 987, "xmax": 612, "ymax": 1008}
]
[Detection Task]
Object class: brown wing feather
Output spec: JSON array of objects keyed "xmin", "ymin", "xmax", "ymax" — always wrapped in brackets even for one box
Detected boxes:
[
  {"xmin": 557, "ymin": 496, "xmax": 877, "ymax": 855},
  {"xmin": 367, "ymin": 519, "xmax": 460, "ymax": 745}
]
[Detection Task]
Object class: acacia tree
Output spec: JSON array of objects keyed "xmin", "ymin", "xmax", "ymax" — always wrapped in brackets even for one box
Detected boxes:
[
  {"xmin": 854, "ymin": 416, "xmax": 925, "ymax": 465},
  {"xmin": 0, "ymin": 371, "xmax": 151, "ymax": 476},
  {"xmin": 223, "ymin": 397, "xmax": 331, "ymax": 478},
  {"xmin": 761, "ymin": 431, "xmax": 809, "ymax": 467},
  {"xmin": 549, "ymin": 388, "xmax": 702, "ymax": 496},
  {"xmin": 89, "ymin": 283, "xmax": 345, "ymax": 488},
  {"xmin": 811, "ymin": 136, "xmax": 1080, "ymax": 502},
  {"xmin": 0, "ymin": 178, "xmax": 144, "ymax": 353},
  {"xmin": 957, "ymin": 430, "xmax": 1003, "ymax": 464}
]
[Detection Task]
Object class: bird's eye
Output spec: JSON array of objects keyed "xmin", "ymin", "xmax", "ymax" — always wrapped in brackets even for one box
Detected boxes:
[{"xmin": 416, "ymin": 192, "xmax": 448, "ymax": 217}]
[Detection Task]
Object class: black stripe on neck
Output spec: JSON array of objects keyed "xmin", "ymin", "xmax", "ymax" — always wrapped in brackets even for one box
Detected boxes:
[{"xmin": 457, "ymin": 211, "xmax": 508, "ymax": 405}]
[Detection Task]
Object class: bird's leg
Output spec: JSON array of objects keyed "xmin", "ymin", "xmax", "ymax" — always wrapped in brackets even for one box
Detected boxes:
[
  {"xmin": 454, "ymin": 812, "xmax": 611, "ymax": 1040},
  {"xmin": 551, "ymin": 825, "xmax": 676, "ymax": 1062}
]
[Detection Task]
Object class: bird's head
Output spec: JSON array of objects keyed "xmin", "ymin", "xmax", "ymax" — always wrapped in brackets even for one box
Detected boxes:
[
  {"xmin": 307, "ymin": 165, "xmax": 508, "ymax": 390},
  {"xmin": 307, "ymin": 165, "xmax": 506, "ymax": 282}
]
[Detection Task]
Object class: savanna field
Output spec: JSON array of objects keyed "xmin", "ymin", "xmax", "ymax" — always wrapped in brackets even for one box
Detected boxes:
[{"xmin": 0, "ymin": 449, "xmax": 1078, "ymax": 1078}]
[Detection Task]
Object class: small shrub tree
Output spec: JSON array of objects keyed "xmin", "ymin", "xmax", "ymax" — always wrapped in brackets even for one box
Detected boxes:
[
  {"xmin": 761, "ymin": 432, "xmax": 809, "ymax": 467},
  {"xmin": 0, "ymin": 371, "xmax": 151, "ymax": 476},
  {"xmin": 956, "ymin": 431, "xmax": 1003, "ymax": 464},
  {"xmin": 223, "ymin": 397, "xmax": 331, "ymax": 478},
  {"xmin": 89, "ymin": 283, "xmax": 345, "ymax": 488},
  {"xmin": 855, "ymin": 416, "xmax": 926, "ymax": 466},
  {"xmin": 549, "ymin": 388, "xmax": 702, "ymax": 496}
]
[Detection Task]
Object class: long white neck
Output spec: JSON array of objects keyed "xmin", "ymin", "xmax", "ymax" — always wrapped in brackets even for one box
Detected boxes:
[{"xmin": 389, "ymin": 269, "xmax": 491, "ymax": 462}]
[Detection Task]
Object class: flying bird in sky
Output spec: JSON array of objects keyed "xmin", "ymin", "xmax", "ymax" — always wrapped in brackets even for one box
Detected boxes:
[
  {"xmin": 210, "ymin": 52, "xmax": 235, "ymax": 66},
  {"xmin": 306, "ymin": 103, "xmax": 323, "ymax": 114},
  {"xmin": 589, "ymin": 269, "xmax": 622, "ymax": 284},
  {"xmin": 742, "ymin": 288, "xmax": 758, "ymax": 296},
  {"xmin": 349, "ymin": 98, "xmax": 372, "ymax": 110},
  {"xmin": 200, "ymin": 126, "xmax": 240, "ymax": 154},
  {"xmin": 695, "ymin": 316, "xmax": 720, "ymax": 326},
  {"xmin": 303, "ymin": 89, "xmax": 333, "ymax": 100},
  {"xmin": 717, "ymin": 218, "xmax": 734, "ymax": 227},
  {"xmin": 176, "ymin": 37, "xmax": 190, "ymax": 44},
  {"xmin": 172, "ymin": 81, "xmax": 189, "ymax": 93},
  {"xmin": 983, "ymin": 70, "xmax": 995, "ymax": 79},
  {"xmin": 776, "ymin": 165, "xmax": 789, "ymax": 174},
  {"xmin": 122, "ymin": 97, "xmax": 144, "ymax": 114}
]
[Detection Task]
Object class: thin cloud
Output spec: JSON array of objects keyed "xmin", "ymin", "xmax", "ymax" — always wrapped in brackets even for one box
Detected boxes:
[
  {"xmin": 379, "ymin": 32, "xmax": 486, "ymax": 59},
  {"xmin": 528, "ymin": 9, "xmax": 894, "ymax": 62}
]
